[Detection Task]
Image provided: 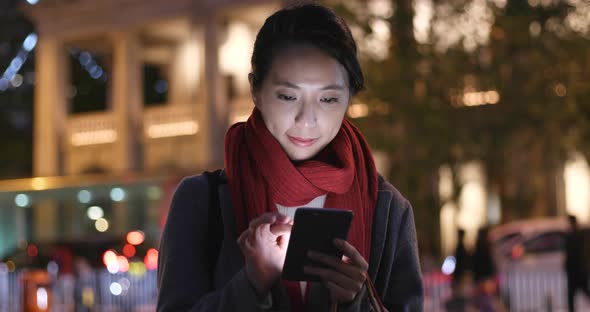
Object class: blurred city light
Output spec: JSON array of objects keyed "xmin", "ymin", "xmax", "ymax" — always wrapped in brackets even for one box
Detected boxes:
[
  {"xmin": 103, "ymin": 250, "xmax": 117, "ymax": 266},
  {"xmin": 119, "ymin": 278, "xmax": 131, "ymax": 291},
  {"xmin": 6, "ymin": 261, "xmax": 15, "ymax": 272},
  {"xmin": 107, "ymin": 262, "xmax": 119, "ymax": 274},
  {"xmin": 78, "ymin": 190, "xmax": 92, "ymax": 203},
  {"xmin": 71, "ymin": 129, "xmax": 117, "ymax": 146},
  {"xmin": 146, "ymin": 186, "xmax": 162, "ymax": 200},
  {"xmin": 129, "ymin": 261, "xmax": 147, "ymax": 277},
  {"xmin": 109, "ymin": 282, "xmax": 122, "ymax": 296},
  {"xmin": 554, "ymin": 83, "xmax": 567, "ymax": 97},
  {"xmin": 122, "ymin": 244, "xmax": 136, "ymax": 258},
  {"xmin": 144, "ymin": 248, "xmax": 158, "ymax": 270},
  {"xmin": 117, "ymin": 256, "xmax": 129, "ymax": 273},
  {"xmin": 529, "ymin": 21, "xmax": 542, "ymax": 37},
  {"xmin": 15, "ymin": 193, "xmax": 30, "ymax": 207},
  {"xmin": 461, "ymin": 90, "xmax": 500, "ymax": 107},
  {"xmin": 220, "ymin": 22, "xmax": 254, "ymax": 94},
  {"xmin": 0, "ymin": 78, "xmax": 9, "ymax": 91},
  {"xmin": 87, "ymin": 206, "xmax": 104, "ymax": 220},
  {"xmin": 36, "ymin": 287, "xmax": 48, "ymax": 310},
  {"xmin": 1, "ymin": 32, "xmax": 36, "ymax": 92},
  {"xmin": 147, "ymin": 121, "xmax": 199, "ymax": 139},
  {"xmin": 564, "ymin": 153, "xmax": 590, "ymax": 223},
  {"xmin": 82, "ymin": 287, "xmax": 95, "ymax": 307},
  {"xmin": 10, "ymin": 74, "xmax": 23, "ymax": 87},
  {"xmin": 26, "ymin": 0, "xmax": 39, "ymax": 5},
  {"xmin": 441, "ymin": 256, "xmax": 456, "ymax": 275},
  {"xmin": 23, "ymin": 33, "xmax": 38, "ymax": 52},
  {"xmin": 0, "ymin": 262, "xmax": 8, "ymax": 274},
  {"xmin": 47, "ymin": 261, "xmax": 59, "ymax": 275},
  {"xmin": 31, "ymin": 177, "xmax": 47, "ymax": 190},
  {"xmin": 110, "ymin": 187, "xmax": 126, "ymax": 202},
  {"xmin": 347, "ymin": 103, "xmax": 369, "ymax": 119},
  {"xmin": 126, "ymin": 231, "xmax": 145, "ymax": 246},
  {"xmin": 27, "ymin": 244, "xmax": 38, "ymax": 257},
  {"xmin": 95, "ymin": 218, "xmax": 109, "ymax": 232}
]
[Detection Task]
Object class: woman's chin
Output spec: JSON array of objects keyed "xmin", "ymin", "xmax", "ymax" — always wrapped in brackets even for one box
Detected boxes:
[{"xmin": 285, "ymin": 148, "xmax": 318, "ymax": 162}]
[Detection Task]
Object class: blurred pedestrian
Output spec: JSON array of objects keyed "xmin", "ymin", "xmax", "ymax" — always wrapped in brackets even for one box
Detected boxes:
[
  {"xmin": 472, "ymin": 227, "xmax": 501, "ymax": 312},
  {"xmin": 453, "ymin": 228, "xmax": 468, "ymax": 287},
  {"xmin": 564, "ymin": 215, "xmax": 590, "ymax": 312}
]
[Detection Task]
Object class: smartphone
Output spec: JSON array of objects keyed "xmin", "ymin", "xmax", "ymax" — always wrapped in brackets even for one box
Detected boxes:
[{"xmin": 282, "ymin": 207, "xmax": 354, "ymax": 281}]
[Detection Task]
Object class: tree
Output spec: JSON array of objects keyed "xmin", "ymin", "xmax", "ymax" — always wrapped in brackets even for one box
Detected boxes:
[{"xmin": 328, "ymin": 0, "xmax": 590, "ymax": 258}]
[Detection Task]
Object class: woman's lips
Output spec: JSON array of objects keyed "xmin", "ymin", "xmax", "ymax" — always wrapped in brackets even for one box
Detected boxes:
[{"xmin": 287, "ymin": 135, "xmax": 318, "ymax": 147}]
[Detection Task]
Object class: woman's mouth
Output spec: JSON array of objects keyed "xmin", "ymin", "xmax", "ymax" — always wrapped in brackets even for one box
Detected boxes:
[{"xmin": 287, "ymin": 135, "xmax": 318, "ymax": 147}]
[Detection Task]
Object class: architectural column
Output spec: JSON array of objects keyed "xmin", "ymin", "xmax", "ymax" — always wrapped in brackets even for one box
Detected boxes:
[
  {"xmin": 33, "ymin": 36, "xmax": 67, "ymax": 242},
  {"xmin": 33, "ymin": 36, "xmax": 67, "ymax": 177},
  {"xmin": 203, "ymin": 13, "xmax": 228, "ymax": 168},
  {"xmin": 112, "ymin": 31, "xmax": 143, "ymax": 172}
]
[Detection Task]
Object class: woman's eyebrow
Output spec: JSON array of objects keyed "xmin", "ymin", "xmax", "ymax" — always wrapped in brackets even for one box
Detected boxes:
[
  {"xmin": 273, "ymin": 80, "xmax": 300, "ymax": 89},
  {"xmin": 273, "ymin": 79, "xmax": 346, "ymax": 91}
]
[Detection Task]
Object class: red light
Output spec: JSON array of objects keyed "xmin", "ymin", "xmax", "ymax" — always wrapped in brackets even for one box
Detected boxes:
[
  {"xmin": 102, "ymin": 250, "xmax": 117, "ymax": 267},
  {"xmin": 126, "ymin": 231, "xmax": 145, "ymax": 246},
  {"xmin": 26, "ymin": 244, "xmax": 38, "ymax": 257},
  {"xmin": 511, "ymin": 244, "xmax": 524, "ymax": 259},
  {"xmin": 117, "ymin": 256, "xmax": 129, "ymax": 272},
  {"xmin": 144, "ymin": 248, "xmax": 158, "ymax": 270},
  {"xmin": 122, "ymin": 244, "xmax": 136, "ymax": 258}
]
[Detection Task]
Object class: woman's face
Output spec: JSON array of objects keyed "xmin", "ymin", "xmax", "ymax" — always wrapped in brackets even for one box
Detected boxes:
[{"xmin": 252, "ymin": 45, "xmax": 351, "ymax": 161}]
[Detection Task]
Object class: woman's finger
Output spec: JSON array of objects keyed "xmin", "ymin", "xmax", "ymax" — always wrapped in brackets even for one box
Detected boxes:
[
  {"xmin": 270, "ymin": 223, "xmax": 292, "ymax": 236},
  {"xmin": 248, "ymin": 212, "xmax": 290, "ymax": 230},
  {"xmin": 334, "ymin": 239, "xmax": 369, "ymax": 271},
  {"xmin": 304, "ymin": 265, "xmax": 361, "ymax": 293},
  {"xmin": 249, "ymin": 213, "xmax": 277, "ymax": 229},
  {"xmin": 324, "ymin": 280, "xmax": 357, "ymax": 303},
  {"xmin": 307, "ymin": 251, "xmax": 366, "ymax": 282}
]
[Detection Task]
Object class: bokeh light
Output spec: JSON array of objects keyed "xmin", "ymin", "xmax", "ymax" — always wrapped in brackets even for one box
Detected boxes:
[
  {"xmin": 129, "ymin": 261, "xmax": 147, "ymax": 277},
  {"xmin": 109, "ymin": 282, "xmax": 122, "ymax": 296},
  {"xmin": 14, "ymin": 194, "xmax": 30, "ymax": 207},
  {"xmin": 441, "ymin": 256, "xmax": 456, "ymax": 275},
  {"xmin": 117, "ymin": 256, "xmax": 129, "ymax": 273},
  {"xmin": 47, "ymin": 261, "xmax": 59, "ymax": 275},
  {"xmin": 110, "ymin": 188, "xmax": 126, "ymax": 202},
  {"xmin": 122, "ymin": 244, "xmax": 136, "ymax": 258},
  {"xmin": 78, "ymin": 190, "xmax": 92, "ymax": 203},
  {"xmin": 27, "ymin": 244, "xmax": 38, "ymax": 257},
  {"xmin": 95, "ymin": 218, "xmax": 109, "ymax": 232},
  {"xmin": 144, "ymin": 248, "xmax": 158, "ymax": 270},
  {"xmin": 87, "ymin": 206, "xmax": 103, "ymax": 220},
  {"xmin": 126, "ymin": 231, "xmax": 145, "ymax": 246}
]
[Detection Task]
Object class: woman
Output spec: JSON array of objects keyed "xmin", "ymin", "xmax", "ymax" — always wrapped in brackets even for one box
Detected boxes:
[{"xmin": 157, "ymin": 3, "xmax": 423, "ymax": 311}]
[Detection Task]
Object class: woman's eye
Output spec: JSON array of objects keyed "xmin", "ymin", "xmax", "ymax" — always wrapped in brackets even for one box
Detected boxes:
[
  {"xmin": 278, "ymin": 94, "xmax": 296, "ymax": 101},
  {"xmin": 321, "ymin": 97, "xmax": 339, "ymax": 104}
]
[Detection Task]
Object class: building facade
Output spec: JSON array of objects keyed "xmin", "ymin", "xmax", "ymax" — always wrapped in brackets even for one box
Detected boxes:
[{"xmin": 0, "ymin": 0, "xmax": 291, "ymax": 258}]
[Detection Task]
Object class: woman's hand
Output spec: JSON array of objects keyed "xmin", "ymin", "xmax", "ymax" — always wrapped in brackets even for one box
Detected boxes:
[
  {"xmin": 237, "ymin": 212, "xmax": 292, "ymax": 296},
  {"xmin": 303, "ymin": 238, "xmax": 368, "ymax": 303}
]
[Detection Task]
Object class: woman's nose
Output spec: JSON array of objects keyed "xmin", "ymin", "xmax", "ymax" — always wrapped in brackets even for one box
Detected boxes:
[{"xmin": 295, "ymin": 101, "xmax": 317, "ymax": 128}]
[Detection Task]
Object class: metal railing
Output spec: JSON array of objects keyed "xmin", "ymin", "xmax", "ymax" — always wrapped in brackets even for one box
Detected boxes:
[{"xmin": 0, "ymin": 268, "xmax": 157, "ymax": 312}]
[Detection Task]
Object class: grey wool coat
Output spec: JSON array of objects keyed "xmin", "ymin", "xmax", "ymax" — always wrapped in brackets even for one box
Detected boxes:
[{"xmin": 157, "ymin": 171, "xmax": 424, "ymax": 311}]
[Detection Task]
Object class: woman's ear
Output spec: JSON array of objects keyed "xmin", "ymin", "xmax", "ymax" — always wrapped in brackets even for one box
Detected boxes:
[{"xmin": 248, "ymin": 73, "xmax": 260, "ymax": 107}]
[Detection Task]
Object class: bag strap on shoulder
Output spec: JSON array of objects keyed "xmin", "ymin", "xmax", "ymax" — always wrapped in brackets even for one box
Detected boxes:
[{"xmin": 203, "ymin": 169, "xmax": 225, "ymax": 279}]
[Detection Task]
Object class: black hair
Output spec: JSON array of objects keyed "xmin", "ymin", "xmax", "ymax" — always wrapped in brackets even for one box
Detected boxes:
[{"xmin": 250, "ymin": 2, "xmax": 364, "ymax": 95}]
